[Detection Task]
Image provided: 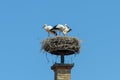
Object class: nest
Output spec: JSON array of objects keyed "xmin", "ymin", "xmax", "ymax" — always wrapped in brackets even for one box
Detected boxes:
[{"xmin": 42, "ymin": 36, "xmax": 80, "ymax": 55}]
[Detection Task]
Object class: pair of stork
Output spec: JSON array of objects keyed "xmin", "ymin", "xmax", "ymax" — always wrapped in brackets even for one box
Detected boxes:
[{"xmin": 43, "ymin": 24, "xmax": 72, "ymax": 36}]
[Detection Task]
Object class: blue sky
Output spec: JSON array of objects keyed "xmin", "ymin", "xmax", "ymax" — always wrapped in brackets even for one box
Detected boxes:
[{"xmin": 0, "ymin": 0, "xmax": 120, "ymax": 80}]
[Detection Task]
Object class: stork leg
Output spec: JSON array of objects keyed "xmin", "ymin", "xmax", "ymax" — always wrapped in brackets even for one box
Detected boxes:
[
  {"xmin": 48, "ymin": 32, "xmax": 50, "ymax": 37},
  {"xmin": 62, "ymin": 32, "xmax": 64, "ymax": 36},
  {"xmin": 63, "ymin": 33, "xmax": 66, "ymax": 36},
  {"xmin": 59, "ymin": 31, "xmax": 61, "ymax": 35}
]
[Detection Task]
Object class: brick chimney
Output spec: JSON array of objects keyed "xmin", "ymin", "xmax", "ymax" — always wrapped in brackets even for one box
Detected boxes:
[{"xmin": 51, "ymin": 63, "xmax": 74, "ymax": 80}]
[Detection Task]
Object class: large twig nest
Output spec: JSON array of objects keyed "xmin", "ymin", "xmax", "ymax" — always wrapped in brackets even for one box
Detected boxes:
[{"xmin": 42, "ymin": 36, "xmax": 80, "ymax": 55}]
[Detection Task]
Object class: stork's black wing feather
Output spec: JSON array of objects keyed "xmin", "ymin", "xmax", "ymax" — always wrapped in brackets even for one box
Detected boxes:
[
  {"xmin": 51, "ymin": 25, "xmax": 59, "ymax": 30},
  {"xmin": 68, "ymin": 29, "xmax": 72, "ymax": 32}
]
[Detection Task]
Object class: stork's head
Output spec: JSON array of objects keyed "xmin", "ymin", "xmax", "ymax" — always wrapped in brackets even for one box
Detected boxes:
[
  {"xmin": 64, "ymin": 24, "xmax": 69, "ymax": 28},
  {"xmin": 43, "ymin": 24, "xmax": 47, "ymax": 28},
  {"xmin": 64, "ymin": 24, "xmax": 67, "ymax": 26}
]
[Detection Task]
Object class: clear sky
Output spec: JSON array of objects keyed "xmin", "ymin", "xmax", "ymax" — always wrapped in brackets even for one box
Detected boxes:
[{"xmin": 0, "ymin": 0, "xmax": 120, "ymax": 80}]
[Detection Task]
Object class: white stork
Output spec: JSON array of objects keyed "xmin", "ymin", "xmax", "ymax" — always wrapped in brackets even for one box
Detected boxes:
[
  {"xmin": 43, "ymin": 24, "xmax": 57, "ymax": 37},
  {"xmin": 52, "ymin": 24, "xmax": 72, "ymax": 36},
  {"xmin": 63, "ymin": 24, "xmax": 72, "ymax": 36}
]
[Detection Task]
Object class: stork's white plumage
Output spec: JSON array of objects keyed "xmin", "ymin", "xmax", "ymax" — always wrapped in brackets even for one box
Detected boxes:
[
  {"xmin": 53, "ymin": 24, "xmax": 66, "ymax": 31},
  {"xmin": 63, "ymin": 27, "xmax": 71, "ymax": 36},
  {"xmin": 43, "ymin": 24, "xmax": 57, "ymax": 37},
  {"xmin": 52, "ymin": 24, "xmax": 72, "ymax": 36}
]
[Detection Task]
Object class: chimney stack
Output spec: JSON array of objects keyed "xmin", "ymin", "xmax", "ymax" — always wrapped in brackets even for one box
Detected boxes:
[{"xmin": 51, "ymin": 63, "xmax": 74, "ymax": 80}]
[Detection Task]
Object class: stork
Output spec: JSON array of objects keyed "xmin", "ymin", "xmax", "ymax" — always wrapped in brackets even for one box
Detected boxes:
[
  {"xmin": 52, "ymin": 24, "xmax": 72, "ymax": 36},
  {"xmin": 43, "ymin": 24, "xmax": 57, "ymax": 37},
  {"xmin": 63, "ymin": 24, "xmax": 72, "ymax": 36}
]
